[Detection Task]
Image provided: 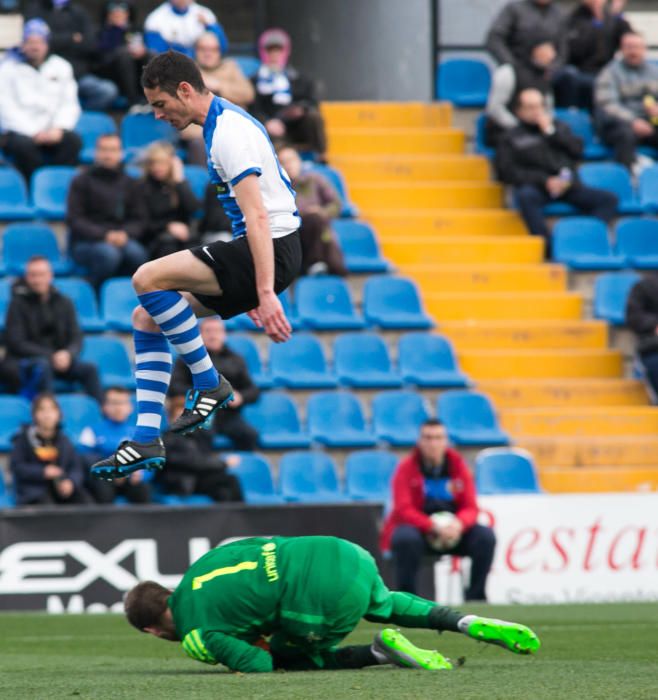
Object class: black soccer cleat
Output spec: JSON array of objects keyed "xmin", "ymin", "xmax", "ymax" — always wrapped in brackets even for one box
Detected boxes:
[
  {"xmin": 167, "ymin": 375, "xmax": 234, "ymax": 435},
  {"xmin": 90, "ymin": 438, "xmax": 166, "ymax": 481}
]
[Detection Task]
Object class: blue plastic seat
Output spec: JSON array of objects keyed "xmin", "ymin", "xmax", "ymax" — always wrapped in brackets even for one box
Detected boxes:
[
  {"xmin": 475, "ymin": 448, "xmax": 542, "ymax": 495},
  {"xmin": 474, "ymin": 113, "xmax": 495, "ymax": 159},
  {"xmin": 55, "ymin": 278, "xmax": 106, "ymax": 332},
  {"xmin": 279, "ymin": 451, "xmax": 348, "ymax": 503},
  {"xmin": 0, "ymin": 395, "xmax": 31, "ymax": 451},
  {"xmin": 270, "ymin": 334, "xmax": 337, "ymax": 389},
  {"xmin": 437, "ymin": 390, "xmax": 510, "ymax": 446},
  {"xmin": 225, "ymin": 289, "xmax": 302, "ymax": 332},
  {"xmin": 0, "ymin": 279, "xmax": 12, "ymax": 332},
  {"xmin": 578, "ymin": 162, "xmax": 641, "ymax": 214},
  {"xmin": 436, "ymin": 59, "xmax": 491, "ymax": 107},
  {"xmin": 100, "ymin": 277, "xmax": 138, "ymax": 331},
  {"xmin": 0, "ymin": 467, "xmax": 15, "ymax": 508},
  {"xmin": 398, "ymin": 333, "xmax": 469, "ymax": 387},
  {"xmin": 554, "ymin": 109, "xmax": 610, "ymax": 160},
  {"xmin": 231, "ymin": 55, "xmax": 261, "ymax": 77},
  {"xmin": 363, "ymin": 276, "xmax": 433, "ymax": 329},
  {"xmin": 0, "ymin": 167, "xmax": 35, "ymax": 220},
  {"xmin": 57, "ymin": 394, "xmax": 102, "ymax": 446},
  {"xmin": 638, "ymin": 165, "xmax": 658, "ymax": 212},
  {"xmin": 242, "ymin": 391, "xmax": 311, "ymax": 449},
  {"xmin": 616, "ymin": 218, "xmax": 658, "ymax": 268},
  {"xmin": 31, "ymin": 166, "xmax": 77, "ymax": 219},
  {"xmin": 345, "ymin": 450, "xmax": 398, "ymax": 501},
  {"xmin": 75, "ymin": 111, "xmax": 117, "ymax": 164},
  {"xmin": 80, "ymin": 336, "xmax": 136, "ymax": 390},
  {"xmin": 333, "ymin": 333, "xmax": 401, "ymax": 388},
  {"xmin": 294, "ymin": 276, "xmax": 365, "ymax": 330},
  {"xmin": 183, "ymin": 164, "xmax": 208, "ymax": 200},
  {"xmin": 3, "ymin": 223, "xmax": 72, "ymax": 276},
  {"xmin": 226, "ymin": 334, "xmax": 272, "ymax": 388},
  {"xmin": 592, "ymin": 271, "xmax": 640, "ymax": 325},
  {"xmin": 307, "ymin": 391, "xmax": 377, "ymax": 447},
  {"xmin": 331, "ymin": 220, "xmax": 389, "ymax": 273},
  {"xmin": 372, "ymin": 391, "xmax": 430, "ymax": 446},
  {"xmin": 229, "ymin": 452, "xmax": 285, "ymax": 504},
  {"xmin": 551, "ymin": 217, "xmax": 624, "ymax": 270},
  {"xmin": 121, "ymin": 113, "xmax": 178, "ymax": 158},
  {"xmin": 309, "ymin": 163, "xmax": 358, "ymax": 217}
]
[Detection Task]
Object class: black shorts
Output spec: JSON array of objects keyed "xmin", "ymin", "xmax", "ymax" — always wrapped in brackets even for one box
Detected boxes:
[{"xmin": 190, "ymin": 231, "xmax": 302, "ymax": 319}]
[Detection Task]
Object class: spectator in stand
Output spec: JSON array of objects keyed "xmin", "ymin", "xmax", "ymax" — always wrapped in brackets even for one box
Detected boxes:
[
  {"xmin": 251, "ymin": 29, "xmax": 327, "ymax": 160},
  {"xmin": 277, "ymin": 146, "xmax": 347, "ymax": 276},
  {"xmin": 380, "ymin": 419, "xmax": 496, "ymax": 601},
  {"xmin": 626, "ymin": 275, "xmax": 658, "ymax": 399},
  {"xmin": 5, "ymin": 256, "xmax": 102, "ymax": 402},
  {"xmin": 79, "ymin": 386, "xmax": 152, "ymax": 504},
  {"xmin": 10, "ymin": 393, "xmax": 90, "ymax": 506},
  {"xmin": 0, "ymin": 19, "xmax": 81, "ymax": 181},
  {"xmin": 594, "ymin": 31, "xmax": 658, "ymax": 172},
  {"xmin": 170, "ymin": 317, "xmax": 259, "ymax": 451},
  {"xmin": 198, "ymin": 182, "xmax": 233, "ymax": 243},
  {"xmin": 496, "ymin": 88, "xmax": 618, "ymax": 250},
  {"xmin": 24, "ymin": 0, "xmax": 118, "ymax": 111},
  {"xmin": 556, "ymin": 0, "xmax": 631, "ymax": 110},
  {"xmin": 144, "ymin": 0, "xmax": 228, "ymax": 58},
  {"xmin": 67, "ymin": 133, "xmax": 148, "ymax": 289},
  {"xmin": 160, "ymin": 394, "xmax": 244, "ymax": 502},
  {"xmin": 137, "ymin": 142, "xmax": 199, "ymax": 260}
]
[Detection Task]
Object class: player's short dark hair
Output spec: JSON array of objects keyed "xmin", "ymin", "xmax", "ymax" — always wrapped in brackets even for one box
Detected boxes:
[
  {"xmin": 124, "ymin": 581, "xmax": 171, "ymax": 631},
  {"xmin": 421, "ymin": 418, "xmax": 444, "ymax": 429},
  {"xmin": 141, "ymin": 50, "xmax": 207, "ymax": 96}
]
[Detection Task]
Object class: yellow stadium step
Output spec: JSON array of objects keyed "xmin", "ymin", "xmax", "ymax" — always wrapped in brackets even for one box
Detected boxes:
[
  {"xmin": 539, "ymin": 467, "xmax": 658, "ymax": 494},
  {"xmin": 327, "ymin": 128, "xmax": 466, "ymax": 156},
  {"xmin": 349, "ymin": 182, "xmax": 503, "ymax": 210},
  {"xmin": 518, "ymin": 436, "xmax": 658, "ymax": 468},
  {"xmin": 502, "ymin": 407, "xmax": 658, "ymax": 437},
  {"xmin": 439, "ymin": 320, "xmax": 608, "ymax": 350},
  {"xmin": 382, "ymin": 236, "xmax": 543, "ymax": 266},
  {"xmin": 321, "ymin": 101, "xmax": 453, "ymax": 128},
  {"xmin": 331, "ymin": 155, "xmax": 491, "ymax": 182},
  {"xmin": 424, "ymin": 291, "xmax": 583, "ymax": 322},
  {"xmin": 363, "ymin": 209, "xmax": 527, "ymax": 237}
]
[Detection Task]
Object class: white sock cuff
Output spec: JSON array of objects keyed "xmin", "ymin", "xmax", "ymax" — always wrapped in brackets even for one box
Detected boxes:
[{"xmin": 457, "ymin": 614, "xmax": 477, "ymax": 634}]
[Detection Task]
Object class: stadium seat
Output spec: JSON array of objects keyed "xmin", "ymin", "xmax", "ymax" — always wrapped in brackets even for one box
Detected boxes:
[
  {"xmin": 551, "ymin": 217, "xmax": 624, "ymax": 270},
  {"xmin": 437, "ymin": 390, "xmax": 510, "ymax": 446},
  {"xmin": 225, "ymin": 289, "xmax": 302, "ymax": 332},
  {"xmin": 31, "ymin": 166, "xmax": 77, "ymax": 219},
  {"xmin": 80, "ymin": 336, "xmax": 135, "ymax": 390},
  {"xmin": 331, "ymin": 220, "xmax": 389, "ymax": 273},
  {"xmin": 592, "ymin": 271, "xmax": 640, "ymax": 325},
  {"xmin": 229, "ymin": 453, "xmax": 285, "ymax": 504},
  {"xmin": 269, "ymin": 334, "xmax": 338, "ymax": 389},
  {"xmin": 474, "ymin": 113, "xmax": 495, "ymax": 159},
  {"xmin": 55, "ymin": 278, "xmax": 106, "ymax": 332},
  {"xmin": 226, "ymin": 334, "xmax": 273, "ymax": 389},
  {"xmin": 0, "ymin": 395, "xmax": 31, "ymax": 451},
  {"xmin": 616, "ymin": 218, "xmax": 658, "ymax": 268},
  {"xmin": 57, "ymin": 394, "xmax": 102, "ymax": 446},
  {"xmin": 294, "ymin": 276, "xmax": 365, "ymax": 330},
  {"xmin": 75, "ymin": 111, "xmax": 117, "ymax": 164},
  {"xmin": 345, "ymin": 450, "xmax": 398, "ymax": 501},
  {"xmin": 475, "ymin": 447, "xmax": 542, "ymax": 495},
  {"xmin": 638, "ymin": 165, "xmax": 658, "ymax": 212},
  {"xmin": 363, "ymin": 276, "xmax": 433, "ymax": 329},
  {"xmin": 0, "ymin": 167, "xmax": 35, "ymax": 220},
  {"xmin": 231, "ymin": 55, "xmax": 261, "ymax": 77},
  {"xmin": 100, "ymin": 277, "xmax": 138, "ymax": 331},
  {"xmin": 436, "ymin": 59, "xmax": 491, "ymax": 107},
  {"xmin": 0, "ymin": 279, "xmax": 11, "ymax": 332},
  {"xmin": 0, "ymin": 468, "xmax": 15, "ymax": 508},
  {"xmin": 3, "ymin": 223, "xmax": 73, "ymax": 276},
  {"xmin": 242, "ymin": 391, "xmax": 311, "ymax": 449},
  {"xmin": 333, "ymin": 333, "xmax": 402, "ymax": 388},
  {"xmin": 279, "ymin": 451, "xmax": 348, "ymax": 503},
  {"xmin": 578, "ymin": 162, "xmax": 642, "ymax": 214},
  {"xmin": 307, "ymin": 391, "xmax": 377, "ymax": 447},
  {"xmin": 554, "ymin": 109, "xmax": 610, "ymax": 160},
  {"xmin": 372, "ymin": 390, "xmax": 430, "ymax": 446},
  {"xmin": 309, "ymin": 163, "xmax": 358, "ymax": 217},
  {"xmin": 398, "ymin": 333, "xmax": 470, "ymax": 387},
  {"xmin": 121, "ymin": 113, "xmax": 178, "ymax": 158},
  {"xmin": 183, "ymin": 164, "xmax": 208, "ymax": 200}
]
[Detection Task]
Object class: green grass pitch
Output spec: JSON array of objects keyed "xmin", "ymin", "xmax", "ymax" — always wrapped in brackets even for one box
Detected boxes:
[{"xmin": 1, "ymin": 603, "xmax": 656, "ymax": 700}]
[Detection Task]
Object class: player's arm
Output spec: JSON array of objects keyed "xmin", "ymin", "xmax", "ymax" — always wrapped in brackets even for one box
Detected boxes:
[
  {"xmin": 181, "ymin": 628, "xmax": 273, "ymax": 673},
  {"xmin": 233, "ymin": 174, "xmax": 291, "ymax": 343}
]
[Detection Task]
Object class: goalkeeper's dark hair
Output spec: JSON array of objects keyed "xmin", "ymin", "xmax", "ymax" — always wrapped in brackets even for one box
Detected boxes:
[
  {"xmin": 141, "ymin": 50, "xmax": 207, "ymax": 96},
  {"xmin": 124, "ymin": 581, "xmax": 171, "ymax": 631}
]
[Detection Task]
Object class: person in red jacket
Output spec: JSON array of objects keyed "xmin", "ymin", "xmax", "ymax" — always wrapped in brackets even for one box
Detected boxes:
[{"xmin": 381, "ymin": 419, "xmax": 496, "ymax": 601}]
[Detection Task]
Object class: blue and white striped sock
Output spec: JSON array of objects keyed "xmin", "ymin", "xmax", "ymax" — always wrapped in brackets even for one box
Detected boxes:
[
  {"xmin": 132, "ymin": 329, "xmax": 172, "ymax": 444},
  {"xmin": 138, "ymin": 290, "xmax": 219, "ymax": 390}
]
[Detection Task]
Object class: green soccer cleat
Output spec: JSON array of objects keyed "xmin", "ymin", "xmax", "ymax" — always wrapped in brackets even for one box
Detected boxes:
[
  {"xmin": 373, "ymin": 628, "xmax": 454, "ymax": 670},
  {"xmin": 465, "ymin": 617, "xmax": 541, "ymax": 655}
]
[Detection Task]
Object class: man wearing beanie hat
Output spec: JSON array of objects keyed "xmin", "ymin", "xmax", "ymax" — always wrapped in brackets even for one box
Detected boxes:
[{"xmin": 0, "ymin": 18, "xmax": 82, "ymax": 180}]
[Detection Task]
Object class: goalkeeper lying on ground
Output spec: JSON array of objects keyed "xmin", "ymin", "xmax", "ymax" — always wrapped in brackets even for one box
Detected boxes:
[{"xmin": 125, "ymin": 535, "xmax": 540, "ymax": 672}]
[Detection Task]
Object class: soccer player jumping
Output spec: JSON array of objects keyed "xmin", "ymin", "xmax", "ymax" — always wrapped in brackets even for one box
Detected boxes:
[
  {"xmin": 91, "ymin": 51, "xmax": 301, "ymax": 480},
  {"xmin": 125, "ymin": 535, "xmax": 540, "ymax": 673}
]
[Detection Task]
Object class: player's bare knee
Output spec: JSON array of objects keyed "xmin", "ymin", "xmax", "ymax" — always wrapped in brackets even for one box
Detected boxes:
[
  {"xmin": 132, "ymin": 261, "xmax": 162, "ymax": 294},
  {"xmin": 132, "ymin": 305, "xmax": 158, "ymax": 332}
]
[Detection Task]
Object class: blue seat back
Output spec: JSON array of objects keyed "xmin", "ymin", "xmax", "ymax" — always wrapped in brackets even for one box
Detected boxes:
[
  {"xmin": 270, "ymin": 334, "xmax": 328, "ymax": 375},
  {"xmin": 437, "ymin": 390, "xmax": 500, "ymax": 432},
  {"xmin": 183, "ymin": 164, "xmax": 208, "ymax": 200},
  {"xmin": 372, "ymin": 390, "xmax": 430, "ymax": 433},
  {"xmin": 364, "ymin": 276, "xmax": 424, "ymax": 316},
  {"xmin": 593, "ymin": 272, "xmax": 640, "ymax": 324},
  {"xmin": 80, "ymin": 336, "xmax": 133, "ymax": 380},
  {"xmin": 31, "ymin": 166, "xmax": 77, "ymax": 217},
  {"xmin": 616, "ymin": 218, "xmax": 658, "ymax": 256},
  {"xmin": 638, "ymin": 165, "xmax": 658, "ymax": 207},
  {"xmin": 226, "ymin": 334, "xmax": 264, "ymax": 377},
  {"xmin": 345, "ymin": 450, "xmax": 398, "ymax": 499},
  {"xmin": 0, "ymin": 395, "xmax": 31, "ymax": 446},
  {"xmin": 554, "ymin": 109, "xmax": 594, "ymax": 143},
  {"xmin": 0, "ymin": 279, "xmax": 11, "ymax": 329},
  {"xmin": 231, "ymin": 55, "xmax": 260, "ymax": 77},
  {"xmin": 57, "ymin": 394, "xmax": 102, "ymax": 443},
  {"xmin": 475, "ymin": 448, "xmax": 542, "ymax": 494},
  {"xmin": 307, "ymin": 391, "xmax": 368, "ymax": 432},
  {"xmin": 552, "ymin": 217, "xmax": 614, "ymax": 259},
  {"xmin": 75, "ymin": 111, "xmax": 117, "ymax": 153},
  {"xmin": 309, "ymin": 163, "xmax": 354, "ymax": 216},
  {"xmin": 55, "ymin": 277, "xmax": 99, "ymax": 319},
  {"xmin": 231, "ymin": 453, "xmax": 276, "ymax": 496},
  {"xmin": 295, "ymin": 276, "xmax": 357, "ymax": 317},
  {"xmin": 0, "ymin": 167, "xmax": 29, "ymax": 205},
  {"xmin": 437, "ymin": 59, "xmax": 491, "ymax": 105},
  {"xmin": 121, "ymin": 113, "xmax": 177, "ymax": 151},
  {"xmin": 279, "ymin": 451, "xmax": 340, "ymax": 496},
  {"xmin": 242, "ymin": 391, "xmax": 302, "ymax": 434},
  {"xmin": 3, "ymin": 224, "xmax": 61, "ymax": 273},
  {"xmin": 332, "ymin": 220, "xmax": 382, "ymax": 259},
  {"xmin": 334, "ymin": 333, "xmax": 393, "ymax": 374},
  {"xmin": 398, "ymin": 333, "xmax": 459, "ymax": 374},
  {"xmin": 579, "ymin": 162, "xmax": 634, "ymax": 201},
  {"xmin": 100, "ymin": 277, "xmax": 138, "ymax": 327}
]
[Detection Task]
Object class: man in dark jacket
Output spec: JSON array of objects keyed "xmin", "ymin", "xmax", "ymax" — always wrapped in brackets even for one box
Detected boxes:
[
  {"xmin": 67, "ymin": 133, "xmax": 148, "ymax": 288},
  {"xmin": 626, "ymin": 274, "xmax": 658, "ymax": 397},
  {"xmin": 496, "ymin": 88, "xmax": 618, "ymax": 247},
  {"xmin": 5, "ymin": 256, "xmax": 102, "ymax": 402},
  {"xmin": 170, "ymin": 317, "xmax": 259, "ymax": 450},
  {"xmin": 380, "ymin": 419, "xmax": 496, "ymax": 601}
]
